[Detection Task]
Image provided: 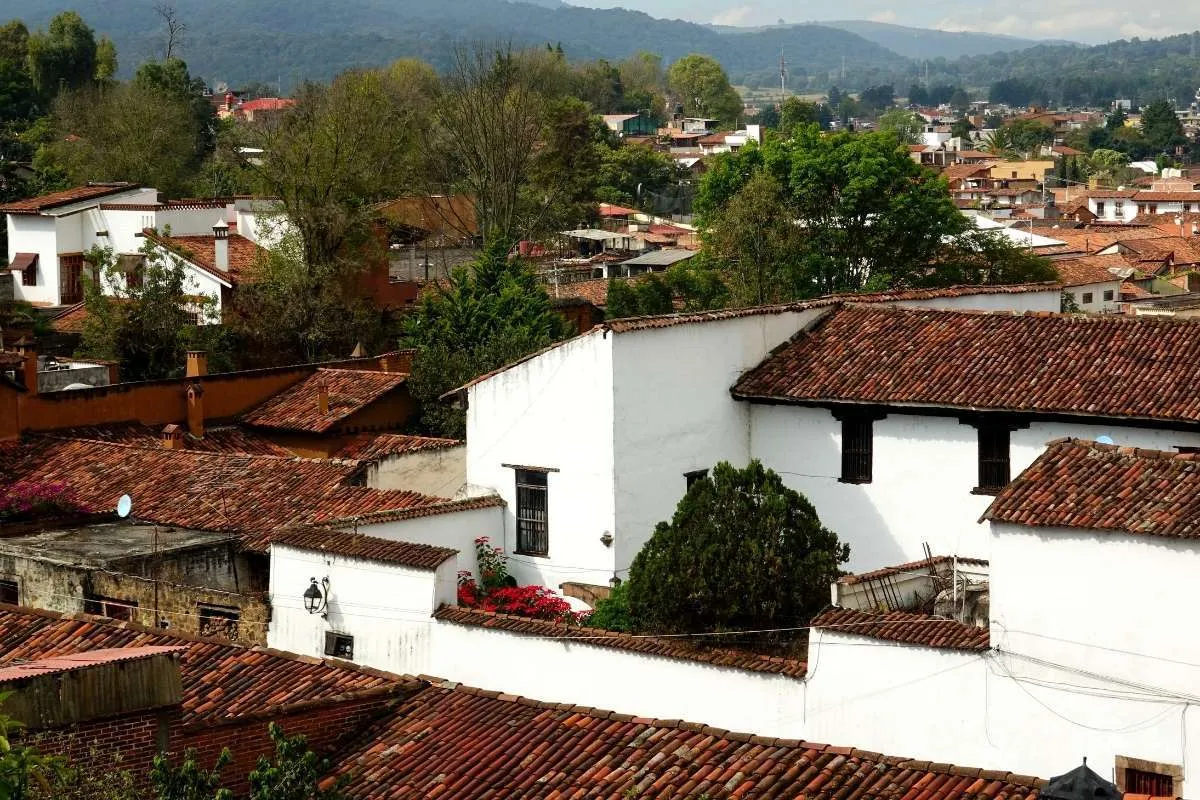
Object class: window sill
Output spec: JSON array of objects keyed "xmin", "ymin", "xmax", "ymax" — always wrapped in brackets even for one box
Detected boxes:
[
  {"xmin": 838, "ymin": 477, "xmax": 872, "ymax": 485},
  {"xmin": 971, "ymin": 486, "xmax": 1003, "ymax": 496},
  {"xmin": 514, "ymin": 550, "xmax": 549, "ymax": 559}
]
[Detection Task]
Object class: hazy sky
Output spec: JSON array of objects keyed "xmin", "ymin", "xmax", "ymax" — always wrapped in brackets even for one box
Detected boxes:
[{"xmin": 564, "ymin": 0, "xmax": 1199, "ymax": 44}]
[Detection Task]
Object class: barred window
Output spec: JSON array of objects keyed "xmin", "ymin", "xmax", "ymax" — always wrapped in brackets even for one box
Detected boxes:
[
  {"xmin": 840, "ymin": 415, "xmax": 874, "ymax": 483},
  {"xmin": 977, "ymin": 423, "xmax": 1011, "ymax": 493},
  {"xmin": 515, "ymin": 469, "xmax": 549, "ymax": 556}
]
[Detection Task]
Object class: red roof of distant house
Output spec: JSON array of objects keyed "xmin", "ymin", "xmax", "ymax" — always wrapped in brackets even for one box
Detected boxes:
[
  {"xmin": 242, "ymin": 368, "xmax": 407, "ymax": 433},
  {"xmin": 598, "ymin": 203, "xmax": 639, "ymax": 217},
  {"xmin": 144, "ymin": 229, "xmax": 263, "ymax": 284},
  {"xmin": 984, "ymin": 438, "xmax": 1200, "ymax": 538},
  {"xmin": 1133, "ymin": 191, "xmax": 1200, "ymax": 203},
  {"xmin": 1051, "ymin": 145, "xmax": 1085, "ymax": 157},
  {"xmin": 0, "ymin": 183, "xmax": 139, "ymax": 214},
  {"xmin": 330, "ymin": 679, "xmax": 1042, "ymax": 798},
  {"xmin": 1053, "ymin": 253, "xmax": 1129, "ymax": 286},
  {"xmin": 236, "ymin": 97, "xmax": 295, "ymax": 114},
  {"xmin": 1121, "ymin": 281, "xmax": 1153, "ymax": 299},
  {"xmin": 268, "ymin": 526, "xmax": 457, "ymax": 569},
  {"xmin": 0, "ymin": 605, "xmax": 408, "ymax": 725},
  {"xmin": 55, "ymin": 422, "xmax": 291, "ymax": 457},
  {"xmin": 0, "ymin": 437, "xmax": 450, "ymax": 539},
  {"xmin": 812, "ymin": 607, "xmax": 990, "ymax": 652},
  {"xmin": 732, "ymin": 304, "xmax": 1200, "ymax": 423}
]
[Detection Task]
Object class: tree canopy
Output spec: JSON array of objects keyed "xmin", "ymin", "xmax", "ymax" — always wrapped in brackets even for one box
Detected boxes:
[
  {"xmin": 622, "ymin": 460, "xmax": 849, "ymax": 636},
  {"xmin": 667, "ymin": 54, "xmax": 743, "ymax": 126}
]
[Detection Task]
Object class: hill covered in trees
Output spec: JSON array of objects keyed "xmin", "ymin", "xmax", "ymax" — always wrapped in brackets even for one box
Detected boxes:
[{"xmin": 820, "ymin": 20, "xmax": 1075, "ymax": 60}]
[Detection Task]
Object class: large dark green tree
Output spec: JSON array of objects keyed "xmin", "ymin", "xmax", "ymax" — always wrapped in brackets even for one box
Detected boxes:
[
  {"xmin": 26, "ymin": 12, "xmax": 99, "ymax": 101},
  {"xmin": 624, "ymin": 460, "xmax": 848, "ymax": 635},
  {"xmin": 403, "ymin": 241, "xmax": 570, "ymax": 437},
  {"xmin": 666, "ymin": 54, "xmax": 742, "ymax": 125},
  {"xmin": 1139, "ymin": 100, "xmax": 1187, "ymax": 156}
]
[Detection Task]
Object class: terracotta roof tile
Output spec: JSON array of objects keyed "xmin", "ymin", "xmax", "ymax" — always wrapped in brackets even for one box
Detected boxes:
[
  {"xmin": 1132, "ymin": 191, "xmax": 1200, "ymax": 202},
  {"xmin": 811, "ymin": 607, "xmax": 990, "ymax": 651},
  {"xmin": 334, "ymin": 432, "xmax": 461, "ymax": 461},
  {"xmin": 55, "ymin": 422, "xmax": 291, "ymax": 456},
  {"xmin": 144, "ymin": 229, "xmax": 263, "ymax": 283},
  {"xmin": 242, "ymin": 368, "xmax": 407, "ymax": 433},
  {"xmin": 1052, "ymin": 253, "xmax": 1130, "ymax": 286},
  {"xmin": 269, "ymin": 526, "xmax": 456, "ymax": 568},
  {"xmin": 434, "ymin": 606, "xmax": 807, "ymax": 677},
  {"xmin": 332, "ymin": 681, "xmax": 1040, "ymax": 798},
  {"xmin": 732, "ymin": 305, "xmax": 1200, "ymax": 423},
  {"xmin": 0, "ymin": 183, "xmax": 139, "ymax": 214},
  {"xmin": 984, "ymin": 438, "xmax": 1200, "ymax": 538},
  {"xmin": 0, "ymin": 437, "xmax": 449, "ymax": 540},
  {"xmin": 0, "ymin": 605, "xmax": 409, "ymax": 726}
]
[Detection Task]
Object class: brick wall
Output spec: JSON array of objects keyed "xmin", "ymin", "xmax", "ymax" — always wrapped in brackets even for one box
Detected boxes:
[
  {"xmin": 26, "ymin": 706, "xmax": 179, "ymax": 788},
  {"xmin": 174, "ymin": 691, "xmax": 398, "ymax": 795}
]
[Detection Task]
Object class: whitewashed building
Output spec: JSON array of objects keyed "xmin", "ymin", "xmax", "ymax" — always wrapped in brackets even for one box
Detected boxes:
[{"xmin": 454, "ymin": 284, "xmax": 1200, "ymax": 589}]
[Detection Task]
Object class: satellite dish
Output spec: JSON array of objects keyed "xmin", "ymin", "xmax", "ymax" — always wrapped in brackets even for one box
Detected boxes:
[
  {"xmin": 1096, "ymin": 435, "xmax": 1115, "ymax": 445},
  {"xmin": 116, "ymin": 494, "xmax": 133, "ymax": 518}
]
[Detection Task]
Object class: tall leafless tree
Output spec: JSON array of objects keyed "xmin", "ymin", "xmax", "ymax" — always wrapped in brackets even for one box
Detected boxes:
[{"xmin": 153, "ymin": 3, "xmax": 186, "ymax": 60}]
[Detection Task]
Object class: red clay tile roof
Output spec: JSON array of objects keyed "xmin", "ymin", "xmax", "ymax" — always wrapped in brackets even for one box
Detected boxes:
[
  {"xmin": 0, "ymin": 352, "xmax": 23, "ymax": 368},
  {"xmin": 0, "ymin": 437, "xmax": 449, "ymax": 539},
  {"xmin": 315, "ymin": 494, "xmax": 506, "ymax": 527},
  {"xmin": 1121, "ymin": 281, "xmax": 1153, "ymax": 299},
  {"xmin": 47, "ymin": 302, "xmax": 89, "ymax": 334},
  {"xmin": 598, "ymin": 203, "xmax": 639, "ymax": 217},
  {"xmin": 0, "ymin": 645, "xmax": 186, "ymax": 682},
  {"xmin": 434, "ymin": 606, "xmax": 807, "ymax": 677},
  {"xmin": 1120, "ymin": 236, "xmax": 1200, "ymax": 266},
  {"xmin": 941, "ymin": 164, "xmax": 993, "ymax": 183},
  {"xmin": 144, "ymin": 229, "xmax": 263, "ymax": 283},
  {"xmin": 0, "ymin": 605, "xmax": 408, "ymax": 726},
  {"xmin": 333, "ymin": 680, "xmax": 1041, "ymax": 798},
  {"xmin": 1053, "ymin": 254, "xmax": 1129, "ymax": 286},
  {"xmin": 55, "ymin": 422, "xmax": 292, "ymax": 456},
  {"xmin": 237, "ymin": 97, "xmax": 295, "ymax": 113},
  {"xmin": 1132, "ymin": 191, "xmax": 1200, "ymax": 203},
  {"xmin": 812, "ymin": 607, "xmax": 990, "ymax": 651},
  {"xmin": 733, "ymin": 305, "xmax": 1200, "ymax": 423},
  {"xmin": 1086, "ymin": 190, "xmax": 1139, "ymax": 199},
  {"xmin": 838, "ymin": 556, "xmax": 988, "ymax": 586},
  {"xmin": 0, "ymin": 183, "xmax": 139, "ymax": 214},
  {"xmin": 242, "ymin": 368, "xmax": 407, "ymax": 433},
  {"xmin": 334, "ymin": 433, "xmax": 461, "ymax": 461},
  {"xmin": 984, "ymin": 438, "xmax": 1200, "ymax": 538},
  {"xmin": 1039, "ymin": 227, "xmax": 1166, "ymax": 255},
  {"xmin": 269, "ymin": 526, "xmax": 456, "ymax": 569}
]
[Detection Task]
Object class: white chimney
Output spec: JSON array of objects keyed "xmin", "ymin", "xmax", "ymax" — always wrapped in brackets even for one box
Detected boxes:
[{"xmin": 212, "ymin": 219, "xmax": 229, "ymax": 272}]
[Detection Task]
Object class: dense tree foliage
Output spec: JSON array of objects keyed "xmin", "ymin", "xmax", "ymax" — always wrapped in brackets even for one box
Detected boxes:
[
  {"xmin": 621, "ymin": 460, "xmax": 848, "ymax": 636},
  {"xmin": 876, "ymin": 108, "xmax": 923, "ymax": 143},
  {"xmin": 402, "ymin": 242, "xmax": 569, "ymax": 438},
  {"xmin": 667, "ymin": 54, "xmax": 743, "ymax": 125}
]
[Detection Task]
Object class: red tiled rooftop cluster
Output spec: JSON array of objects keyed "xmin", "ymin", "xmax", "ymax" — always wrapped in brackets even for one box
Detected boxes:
[
  {"xmin": 269, "ymin": 526, "xmax": 457, "ymax": 570},
  {"xmin": 733, "ymin": 305, "xmax": 1200, "ymax": 423},
  {"xmin": 984, "ymin": 438, "xmax": 1200, "ymax": 538},
  {"xmin": 811, "ymin": 607, "xmax": 990, "ymax": 652},
  {"xmin": 0, "ymin": 606, "xmax": 409, "ymax": 726},
  {"xmin": 0, "ymin": 183, "xmax": 138, "ymax": 214},
  {"xmin": 242, "ymin": 368, "xmax": 407, "ymax": 434},
  {"xmin": 1052, "ymin": 254, "xmax": 1128, "ymax": 287},
  {"xmin": 145, "ymin": 230, "xmax": 264, "ymax": 282},
  {"xmin": 334, "ymin": 432, "xmax": 461, "ymax": 461},
  {"xmin": 55, "ymin": 422, "xmax": 291, "ymax": 456},
  {"xmin": 332, "ymin": 681, "xmax": 1041, "ymax": 799}
]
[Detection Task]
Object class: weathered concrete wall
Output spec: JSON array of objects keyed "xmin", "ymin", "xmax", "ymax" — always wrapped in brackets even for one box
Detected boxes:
[
  {"xmin": 112, "ymin": 543, "xmax": 264, "ymax": 594},
  {"xmin": 367, "ymin": 445, "xmax": 466, "ymax": 496},
  {"xmin": 38, "ymin": 364, "xmax": 110, "ymax": 393}
]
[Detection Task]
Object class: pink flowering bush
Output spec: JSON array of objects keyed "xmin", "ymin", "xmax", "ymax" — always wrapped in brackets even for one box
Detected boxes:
[
  {"xmin": 0, "ymin": 481, "xmax": 81, "ymax": 521},
  {"xmin": 457, "ymin": 536, "xmax": 589, "ymax": 624}
]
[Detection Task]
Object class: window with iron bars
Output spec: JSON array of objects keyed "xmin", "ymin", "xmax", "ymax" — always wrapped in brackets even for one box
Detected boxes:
[{"xmin": 515, "ymin": 469, "xmax": 549, "ymax": 556}]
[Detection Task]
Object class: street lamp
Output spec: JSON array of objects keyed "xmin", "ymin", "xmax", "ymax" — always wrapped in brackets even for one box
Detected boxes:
[{"xmin": 303, "ymin": 577, "xmax": 329, "ymax": 615}]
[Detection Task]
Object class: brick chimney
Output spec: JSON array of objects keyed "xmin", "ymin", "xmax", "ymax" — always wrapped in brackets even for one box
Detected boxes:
[
  {"xmin": 317, "ymin": 380, "xmax": 329, "ymax": 416},
  {"xmin": 185, "ymin": 350, "xmax": 208, "ymax": 378},
  {"xmin": 212, "ymin": 220, "xmax": 229, "ymax": 272},
  {"xmin": 186, "ymin": 383, "xmax": 204, "ymax": 439},
  {"xmin": 18, "ymin": 344, "xmax": 37, "ymax": 396},
  {"xmin": 161, "ymin": 424, "xmax": 184, "ymax": 450}
]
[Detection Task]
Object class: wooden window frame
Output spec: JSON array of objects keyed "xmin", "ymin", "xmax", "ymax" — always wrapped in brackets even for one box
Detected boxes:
[
  {"xmin": 84, "ymin": 595, "xmax": 137, "ymax": 622},
  {"xmin": 1115, "ymin": 755, "xmax": 1182, "ymax": 798},
  {"xmin": 59, "ymin": 252, "xmax": 85, "ymax": 305},
  {"xmin": 514, "ymin": 468, "xmax": 550, "ymax": 557}
]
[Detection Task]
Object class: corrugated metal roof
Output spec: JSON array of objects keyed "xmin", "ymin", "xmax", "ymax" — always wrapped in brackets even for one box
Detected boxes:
[{"xmin": 620, "ymin": 248, "xmax": 696, "ymax": 267}]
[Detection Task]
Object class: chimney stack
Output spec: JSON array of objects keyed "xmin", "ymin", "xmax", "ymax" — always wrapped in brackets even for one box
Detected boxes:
[
  {"xmin": 212, "ymin": 220, "xmax": 229, "ymax": 272},
  {"xmin": 161, "ymin": 424, "xmax": 184, "ymax": 450},
  {"xmin": 186, "ymin": 350, "xmax": 208, "ymax": 378},
  {"xmin": 186, "ymin": 383, "xmax": 205, "ymax": 439},
  {"xmin": 317, "ymin": 380, "xmax": 330, "ymax": 416},
  {"xmin": 16, "ymin": 340, "xmax": 37, "ymax": 396}
]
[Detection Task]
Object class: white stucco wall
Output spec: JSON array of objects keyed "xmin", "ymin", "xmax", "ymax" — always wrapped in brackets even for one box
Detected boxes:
[
  {"xmin": 465, "ymin": 331, "xmax": 616, "ymax": 589},
  {"xmin": 7, "ymin": 216, "xmax": 58, "ymax": 304},
  {"xmin": 751, "ymin": 407, "xmax": 1200, "ymax": 570},
  {"xmin": 892, "ymin": 289, "xmax": 1061, "ymax": 313},
  {"xmin": 358, "ymin": 504, "xmax": 504, "ymax": 577},
  {"xmin": 366, "ymin": 446, "xmax": 466, "ymax": 496},
  {"xmin": 1062, "ymin": 280, "xmax": 1122, "ymax": 313},
  {"xmin": 427, "ymin": 620, "xmax": 808, "ymax": 736},
  {"xmin": 157, "ymin": 207, "xmax": 228, "ymax": 236},
  {"xmin": 267, "ymin": 543, "xmax": 456, "ymax": 675},
  {"xmin": 610, "ymin": 308, "xmax": 828, "ymax": 573}
]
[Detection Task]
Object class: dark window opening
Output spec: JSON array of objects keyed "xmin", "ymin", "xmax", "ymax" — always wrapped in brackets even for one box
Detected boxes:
[
  {"xmin": 840, "ymin": 415, "xmax": 874, "ymax": 483},
  {"xmin": 198, "ymin": 604, "xmax": 241, "ymax": 640},
  {"xmin": 684, "ymin": 469, "xmax": 709, "ymax": 491},
  {"xmin": 84, "ymin": 595, "xmax": 137, "ymax": 622},
  {"xmin": 324, "ymin": 631, "xmax": 354, "ymax": 659},
  {"xmin": 515, "ymin": 469, "xmax": 549, "ymax": 556},
  {"xmin": 976, "ymin": 423, "xmax": 1011, "ymax": 494},
  {"xmin": 0, "ymin": 580, "xmax": 17, "ymax": 605},
  {"xmin": 1103, "ymin": 289, "xmax": 1114, "ymax": 302},
  {"xmin": 1081, "ymin": 292, "xmax": 1094, "ymax": 304},
  {"xmin": 59, "ymin": 253, "xmax": 85, "ymax": 305},
  {"xmin": 1124, "ymin": 769, "xmax": 1174, "ymax": 797}
]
